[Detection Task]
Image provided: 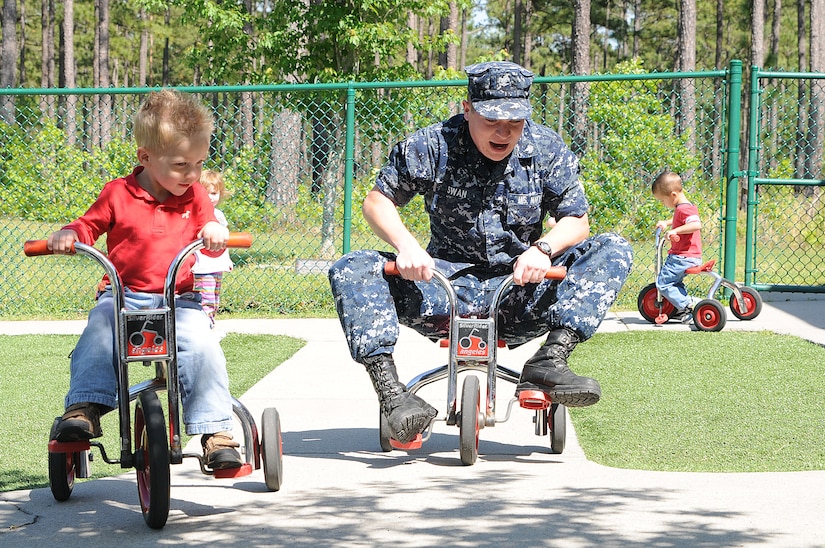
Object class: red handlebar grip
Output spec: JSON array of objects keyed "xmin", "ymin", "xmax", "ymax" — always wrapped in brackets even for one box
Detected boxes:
[
  {"xmin": 227, "ymin": 232, "xmax": 253, "ymax": 249},
  {"xmin": 23, "ymin": 240, "xmax": 61, "ymax": 256},
  {"xmin": 383, "ymin": 261, "xmax": 567, "ymax": 280},
  {"xmin": 544, "ymin": 265, "xmax": 567, "ymax": 280}
]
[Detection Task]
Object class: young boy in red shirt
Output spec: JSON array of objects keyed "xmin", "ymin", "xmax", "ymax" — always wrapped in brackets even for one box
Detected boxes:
[
  {"xmin": 46, "ymin": 89, "xmax": 242, "ymax": 470},
  {"xmin": 652, "ymin": 170, "xmax": 703, "ymax": 323}
]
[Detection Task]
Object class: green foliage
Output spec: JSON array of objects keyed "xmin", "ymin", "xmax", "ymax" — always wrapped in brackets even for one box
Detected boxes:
[
  {"xmin": 581, "ymin": 59, "xmax": 701, "ymax": 239},
  {"xmin": 216, "ymin": 146, "xmax": 280, "ymax": 232},
  {"xmin": 0, "ymin": 122, "xmax": 134, "ymax": 222}
]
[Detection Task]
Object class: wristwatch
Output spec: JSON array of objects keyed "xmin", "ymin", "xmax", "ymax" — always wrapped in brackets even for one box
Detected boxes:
[{"xmin": 533, "ymin": 241, "xmax": 553, "ymax": 257}]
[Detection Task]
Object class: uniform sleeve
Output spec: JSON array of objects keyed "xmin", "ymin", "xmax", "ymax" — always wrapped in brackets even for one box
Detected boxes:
[
  {"xmin": 540, "ymin": 137, "xmax": 588, "ymax": 219},
  {"xmin": 375, "ymin": 128, "xmax": 438, "ymax": 207}
]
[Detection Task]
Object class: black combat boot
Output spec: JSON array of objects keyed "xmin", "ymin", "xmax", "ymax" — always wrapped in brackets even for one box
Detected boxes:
[
  {"xmin": 516, "ymin": 328, "xmax": 601, "ymax": 407},
  {"xmin": 363, "ymin": 354, "xmax": 437, "ymax": 443}
]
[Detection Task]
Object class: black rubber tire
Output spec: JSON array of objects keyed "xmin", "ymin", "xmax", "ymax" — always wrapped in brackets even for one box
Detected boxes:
[
  {"xmin": 134, "ymin": 391, "xmax": 170, "ymax": 529},
  {"xmin": 637, "ymin": 283, "xmax": 674, "ymax": 323},
  {"xmin": 730, "ymin": 286, "xmax": 763, "ymax": 320},
  {"xmin": 261, "ymin": 407, "xmax": 283, "ymax": 492},
  {"xmin": 549, "ymin": 403, "xmax": 567, "ymax": 454},
  {"xmin": 47, "ymin": 418, "xmax": 75, "ymax": 502},
  {"xmin": 693, "ymin": 299, "xmax": 727, "ymax": 332},
  {"xmin": 459, "ymin": 375, "xmax": 480, "ymax": 466}
]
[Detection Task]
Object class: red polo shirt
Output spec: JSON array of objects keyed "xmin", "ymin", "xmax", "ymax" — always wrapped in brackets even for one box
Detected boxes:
[{"xmin": 63, "ymin": 166, "xmax": 219, "ymax": 294}]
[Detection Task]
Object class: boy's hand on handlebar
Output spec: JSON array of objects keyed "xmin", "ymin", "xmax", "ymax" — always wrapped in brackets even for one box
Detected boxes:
[
  {"xmin": 198, "ymin": 222, "xmax": 229, "ymax": 251},
  {"xmin": 513, "ymin": 246, "xmax": 553, "ymax": 286},
  {"xmin": 47, "ymin": 229, "xmax": 79, "ymax": 254},
  {"xmin": 394, "ymin": 247, "xmax": 435, "ymax": 281}
]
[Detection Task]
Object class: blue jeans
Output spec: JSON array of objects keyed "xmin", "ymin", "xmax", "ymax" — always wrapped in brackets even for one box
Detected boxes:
[
  {"xmin": 65, "ymin": 289, "xmax": 234, "ymax": 435},
  {"xmin": 656, "ymin": 254, "xmax": 702, "ymax": 310}
]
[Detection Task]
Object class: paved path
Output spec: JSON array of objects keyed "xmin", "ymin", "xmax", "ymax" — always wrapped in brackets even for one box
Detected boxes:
[{"xmin": 1, "ymin": 294, "xmax": 824, "ymax": 547}]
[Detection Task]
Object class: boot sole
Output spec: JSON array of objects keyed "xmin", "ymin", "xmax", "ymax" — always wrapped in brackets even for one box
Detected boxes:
[
  {"xmin": 205, "ymin": 448, "xmax": 244, "ymax": 470},
  {"xmin": 390, "ymin": 407, "xmax": 437, "ymax": 444},
  {"xmin": 54, "ymin": 419, "xmax": 102, "ymax": 442},
  {"xmin": 516, "ymin": 382, "xmax": 600, "ymax": 408}
]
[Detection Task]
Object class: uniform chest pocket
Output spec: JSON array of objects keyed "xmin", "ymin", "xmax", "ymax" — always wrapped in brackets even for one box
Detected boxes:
[{"xmin": 506, "ymin": 193, "xmax": 542, "ymax": 226}]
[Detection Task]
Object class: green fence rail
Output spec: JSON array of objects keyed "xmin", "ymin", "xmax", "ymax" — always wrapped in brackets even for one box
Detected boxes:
[{"xmin": 1, "ymin": 60, "xmax": 821, "ymax": 320}]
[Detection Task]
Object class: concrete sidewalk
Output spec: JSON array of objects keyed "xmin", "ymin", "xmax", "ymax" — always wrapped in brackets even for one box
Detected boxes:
[{"xmin": 1, "ymin": 295, "xmax": 824, "ymax": 547}]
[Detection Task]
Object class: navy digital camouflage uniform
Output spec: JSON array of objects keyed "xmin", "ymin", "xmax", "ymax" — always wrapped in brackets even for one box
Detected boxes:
[{"xmin": 329, "ymin": 112, "xmax": 633, "ymax": 363}]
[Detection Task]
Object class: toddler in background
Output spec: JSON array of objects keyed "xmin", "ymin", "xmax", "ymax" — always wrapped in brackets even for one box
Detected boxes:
[{"xmin": 193, "ymin": 169, "xmax": 233, "ymax": 329}]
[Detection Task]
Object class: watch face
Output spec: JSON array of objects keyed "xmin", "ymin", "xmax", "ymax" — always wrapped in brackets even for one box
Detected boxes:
[{"xmin": 535, "ymin": 241, "xmax": 552, "ymax": 255}]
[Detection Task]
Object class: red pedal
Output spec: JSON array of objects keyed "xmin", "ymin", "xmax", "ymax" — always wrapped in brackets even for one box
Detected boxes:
[
  {"xmin": 389, "ymin": 434, "xmax": 423, "ymax": 450},
  {"xmin": 655, "ymin": 313, "xmax": 668, "ymax": 324},
  {"xmin": 48, "ymin": 440, "xmax": 91, "ymax": 453},
  {"xmin": 518, "ymin": 390, "xmax": 550, "ymax": 410},
  {"xmin": 214, "ymin": 463, "xmax": 253, "ymax": 479}
]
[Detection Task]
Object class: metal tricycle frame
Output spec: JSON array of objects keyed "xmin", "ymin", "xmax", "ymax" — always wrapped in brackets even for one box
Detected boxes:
[
  {"xmin": 380, "ymin": 261, "xmax": 568, "ymax": 465},
  {"xmin": 636, "ymin": 227, "xmax": 763, "ymax": 331},
  {"xmin": 24, "ymin": 233, "xmax": 284, "ymax": 529}
]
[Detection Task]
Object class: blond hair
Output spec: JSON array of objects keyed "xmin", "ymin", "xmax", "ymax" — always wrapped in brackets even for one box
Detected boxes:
[
  {"xmin": 651, "ymin": 170, "xmax": 683, "ymax": 195},
  {"xmin": 199, "ymin": 169, "xmax": 231, "ymax": 203},
  {"xmin": 133, "ymin": 89, "xmax": 214, "ymax": 152}
]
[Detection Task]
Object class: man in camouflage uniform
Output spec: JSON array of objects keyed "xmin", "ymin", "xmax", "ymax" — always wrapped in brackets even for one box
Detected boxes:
[{"xmin": 328, "ymin": 61, "xmax": 633, "ymax": 445}]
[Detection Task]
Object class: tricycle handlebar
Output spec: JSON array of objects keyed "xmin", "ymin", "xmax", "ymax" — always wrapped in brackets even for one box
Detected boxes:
[{"xmin": 24, "ymin": 232, "xmax": 254, "ymax": 257}]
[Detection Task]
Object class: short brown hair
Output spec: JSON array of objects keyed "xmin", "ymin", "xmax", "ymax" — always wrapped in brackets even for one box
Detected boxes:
[
  {"xmin": 133, "ymin": 89, "xmax": 214, "ymax": 152},
  {"xmin": 652, "ymin": 170, "xmax": 683, "ymax": 195}
]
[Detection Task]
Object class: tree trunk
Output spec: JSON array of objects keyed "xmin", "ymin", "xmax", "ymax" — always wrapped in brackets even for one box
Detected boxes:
[
  {"xmin": 0, "ymin": 0, "xmax": 18, "ymax": 124},
  {"xmin": 632, "ymin": 0, "xmax": 640, "ymax": 58},
  {"xmin": 17, "ymin": 0, "xmax": 25, "ymax": 85},
  {"xmin": 807, "ymin": 0, "xmax": 825, "ymax": 180},
  {"xmin": 709, "ymin": 0, "xmax": 724, "ymax": 180},
  {"xmin": 459, "ymin": 7, "xmax": 468, "ymax": 69},
  {"xmin": 513, "ymin": 0, "xmax": 523, "ymax": 66},
  {"xmin": 678, "ymin": 0, "xmax": 697, "ymax": 157},
  {"xmin": 63, "ymin": 0, "xmax": 77, "ymax": 145},
  {"xmin": 447, "ymin": 1, "xmax": 458, "ymax": 69},
  {"xmin": 741, "ymin": 0, "xmax": 765, "ymax": 208},
  {"xmin": 92, "ymin": 0, "xmax": 110, "ymax": 148},
  {"xmin": 570, "ymin": 0, "xmax": 590, "ymax": 157},
  {"xmin": 138, "ymin": 9, "xmax": 148, "ymax": 86},
  {"xmin": 41, "ymin": 0, "xmax": 55, "ymax": 119},
  {"xmin": 523, "ymin": 0, "xmax": 532, "ymax": 70},
  {"xmin": 796, "ymin": 0, "xmax": 809, "ymax": 179},
  {"xmin": 766, "ymin": 0, "xmax": 781, "ymax": 171},
  {"xmin": 407, "ymin": 11, "xmax": 417, "ymax": 66},
  {"xmin": 267, "ymin": 109, "xmax": 302, "ymax": 214}
]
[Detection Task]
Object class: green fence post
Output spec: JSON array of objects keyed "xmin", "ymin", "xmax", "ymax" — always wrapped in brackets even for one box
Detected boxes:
[
  {"xmin": 744, "ymin": 66, "xmax": 762, "ymax": 286},
  {"xmin": 723, "ymin": 60, "xmax": 742, "ymax": 283},
  {"xmin": 342, "ymin": 84, "xmax": 356, "ymax": 254}
]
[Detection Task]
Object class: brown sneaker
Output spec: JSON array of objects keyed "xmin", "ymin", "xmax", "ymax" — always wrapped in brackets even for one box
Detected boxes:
[
  {"xmin": 201, "ymin": 431, "xmax": 243, "ymax": 470},
  {"xmin": 54, "ymin": 403, "xmax": 103, "ymax": 442}
]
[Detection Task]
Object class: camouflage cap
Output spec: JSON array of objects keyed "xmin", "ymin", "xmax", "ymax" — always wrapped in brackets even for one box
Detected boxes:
[{"xmin": 465, "ymin": 61, "xmax": 533, "ymax": 120}]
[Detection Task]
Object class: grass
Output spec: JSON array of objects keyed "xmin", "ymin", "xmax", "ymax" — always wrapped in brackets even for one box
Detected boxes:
[
  {"xmin": 3, "ymin": 328, "xmax": 825, "ymax": 493},
  {"xmin": 568, "ymin": 330, "xmax": 825, "ymax": 472},
  {"xmin": 0, "ymin": 333, "xmax": 305, "ymax": 493}
]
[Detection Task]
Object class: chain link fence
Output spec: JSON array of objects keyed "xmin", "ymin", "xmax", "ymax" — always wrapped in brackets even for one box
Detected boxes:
[
  {"xmin": 745, "ymin": 69, "xmax": 825, "ymax": 291},
  {"xmin": 2, "ymin": 62, "xmax": 821, "ymax": 320}
]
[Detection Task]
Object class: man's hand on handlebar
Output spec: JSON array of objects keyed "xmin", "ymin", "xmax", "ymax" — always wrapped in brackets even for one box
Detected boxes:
[
  {"xmin": 513, "ymin": 246, "xmax": 554, "ymax": 286},
  {"xmin": 393, "ymin": 246, "xmax": 435, "ymax": 282}
]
